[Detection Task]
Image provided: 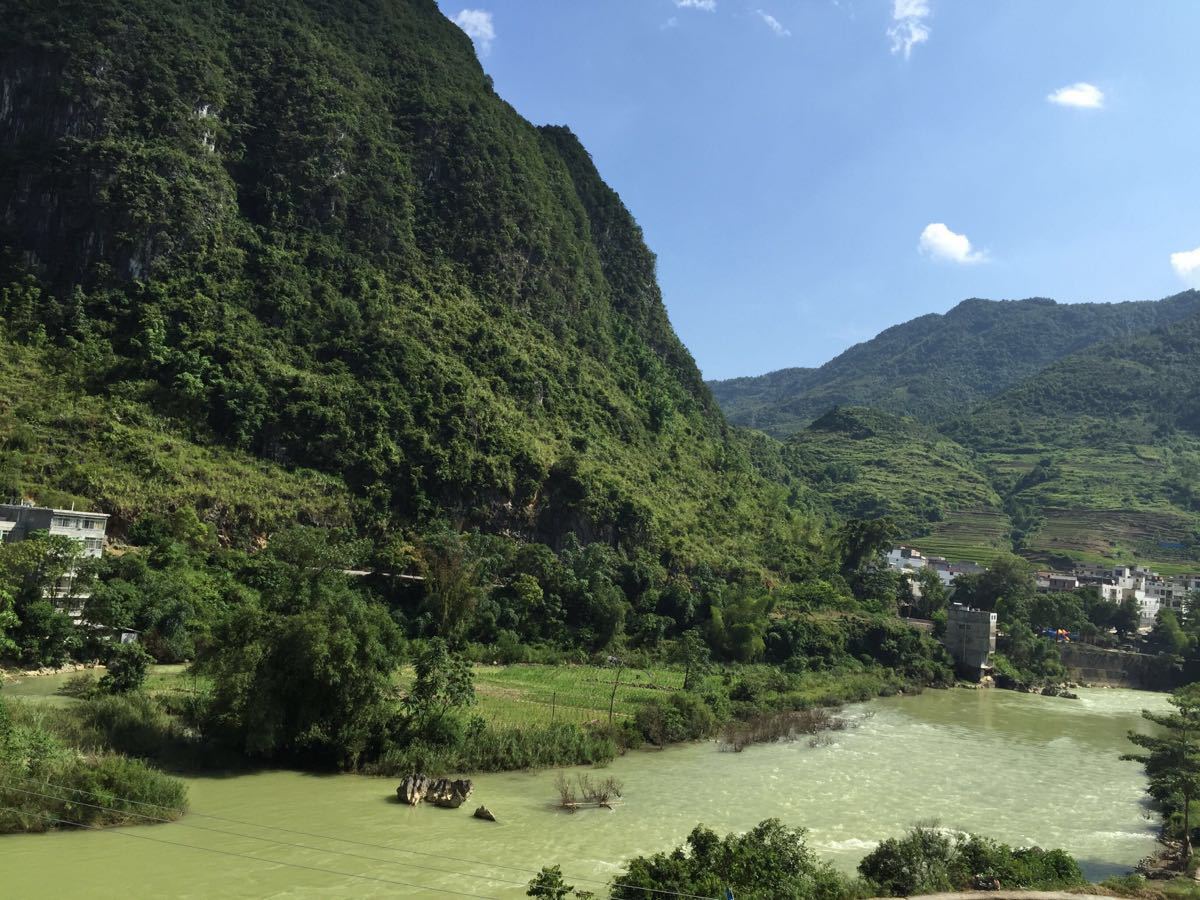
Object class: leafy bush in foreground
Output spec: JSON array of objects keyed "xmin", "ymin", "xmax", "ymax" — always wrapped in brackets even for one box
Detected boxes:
[
  {"xmin": 612, "ymin": 818, "xmax": 859, "ymax": 900},
  {"xmin": 858, "ymin": 824, "xmax": 1084, "ymax": 895}
]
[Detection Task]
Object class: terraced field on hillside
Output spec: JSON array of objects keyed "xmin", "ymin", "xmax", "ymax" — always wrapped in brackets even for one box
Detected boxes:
[
  {"xmin": 1023, "ymin": 507, "xmax": 1200, "ymax": 575},
  {"xmin": 900, "ymin": 508, "xmax": 1013, "ymax": 564}
]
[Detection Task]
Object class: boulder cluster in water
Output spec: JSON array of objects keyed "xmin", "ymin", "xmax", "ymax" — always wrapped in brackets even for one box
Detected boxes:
[{"xmin": 396, "ymin": 775, "xmax": 475, "ymax": 808}]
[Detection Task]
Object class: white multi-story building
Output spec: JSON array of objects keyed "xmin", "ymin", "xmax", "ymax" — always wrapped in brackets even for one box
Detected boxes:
[{"xmin": 0, "ymin": 502, "xmax": 109, "ymax": 620}]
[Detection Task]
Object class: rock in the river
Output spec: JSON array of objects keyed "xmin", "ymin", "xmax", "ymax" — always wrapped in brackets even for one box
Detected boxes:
[
  {"xmin": 397, "ymin": 774, "xmax": 431, "ymax": 805},
  {"xmin": 428, "ymin": 778, "xmax": 474, "ymax": 808},
  {"xmin": 396, "ymin": 775, "xmax": 473, "ymax": 808},
  {"xmin": 473, "ymin": 805, "xmax": 496, "ymax": 822}
]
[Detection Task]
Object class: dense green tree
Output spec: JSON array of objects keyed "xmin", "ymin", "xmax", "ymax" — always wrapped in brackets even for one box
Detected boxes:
[
  {"xmin": 1112, "ymin": 598, "xmax": 1142, "ymax": 640},
  {"xmin": 0, "ymin": 535, "xmax": 91, "ymax": 666},
  {"xmin": 198, "ymin": 531, "xmax": 403, "ymax": 768},
  {"xmin": 859, "ymin": 825, "xmax": 1083, "ymax": 895},
  {"xmin": 1151, "ymin": 610, "xmax": 1191, "ymax": 657},
  {"xmin": 674, "ymin": 629, "xmax": 711, "ymax": 691},
  {"xmin": 834, "ymin": 518, "xmax": 897, "ymax": 575},
  {"xmin": 415, "ymin": 531, "xmax": 485, "ymax": 643},
  {"xmin": 912, "ymin": 568, "xmax": 948, "ymax": 619},
  {"xmin": 994, "ymin": 623, "xmax": 1066, "ymax": 686},
  {"xmin": 0, "ymin": 584, "xmax": 16, "ymax": 658},
  {"xmin": 708, "ymin": 588, "xmax": 774, "ymax": 663},
  {"xmin": 954, "ymin": 554, "xmax": 1033, "ymax": 612},
  {"xmin": 403, "ymin": 639, "xmax": 475, "ymax": 736},
  {"xmin": 526, "ymin": 866, "xmax": 580, "ymax": 899}
]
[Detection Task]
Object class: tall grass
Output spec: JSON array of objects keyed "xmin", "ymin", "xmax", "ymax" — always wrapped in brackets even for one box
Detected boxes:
[
  {"xmin": 0, "ymin": 698, "xmax": 187, "ymax": 833},
  {"xmin": 364, "ymin": 721, "xmax": 618, "ymax": 777},
  {"xmin": 718, "ymin": 708, "xmax": 846, "ymax": 752}
]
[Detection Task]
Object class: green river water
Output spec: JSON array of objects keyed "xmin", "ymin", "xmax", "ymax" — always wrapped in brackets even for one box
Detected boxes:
[{"xmin": 1, "ymin": 679, "xmax": 1170, "ymax": 899}]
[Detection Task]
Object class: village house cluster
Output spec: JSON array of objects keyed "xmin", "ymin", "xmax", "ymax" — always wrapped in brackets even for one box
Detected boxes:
[{"xmin": 885, "ymin": 544, "xmax": 1200, "ymax": 628}]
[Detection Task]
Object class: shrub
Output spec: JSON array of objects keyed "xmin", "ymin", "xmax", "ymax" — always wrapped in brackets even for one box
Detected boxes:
[
  {"xmin": 858, "ymin": 825, "xmax": 1085, "ymax": 896},
  {"xmin": 99, "ymin": 642, "xmax": 153, "ymax": 694},
  {"xmin": 76, "ymin": 693, "xmax": 181, "ymax": 760},
  {"xmin": 58, "ymin": 671, "xmax": 99, "ymax": 699},
  {"xmin": 634, "ymin": 692, "xmax": 717, "ymax": 746},
  {"xmin": 612, "ymin": 819, "xmax": 858, "ymax": 899},
  {"xmin": 0, "ymin": 697, "xmax": 187, "ymax": 833},
  {"xmin": 365, "ymin": 721, "xmax": 618, "ymax": 776}
]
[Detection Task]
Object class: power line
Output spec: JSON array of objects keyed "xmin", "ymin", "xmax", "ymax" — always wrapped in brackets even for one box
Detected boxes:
[
  {"xmin": 4, "ymin": 775, "xmax": 719, "ymax": 900},
  {"xmin": 0, "ymin": 804, "xmax": 502, "ymax": 899}
]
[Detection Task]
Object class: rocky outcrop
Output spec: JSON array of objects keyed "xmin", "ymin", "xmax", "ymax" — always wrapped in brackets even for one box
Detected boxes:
[
  {"xmin": 473, "ymin": 806, "xmax": 496, "ymax": 822},
  {"xmin": 396, "ymin": 775, "xmax": 474, "ymax": 809}
]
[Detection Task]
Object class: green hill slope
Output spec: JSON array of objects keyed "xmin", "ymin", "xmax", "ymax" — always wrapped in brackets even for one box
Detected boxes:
[
  {"xmin": 779, "ymin": 407, "xmax": 1007, "ymax": 557},
  {"xmin": 710, "ymin": 293, "xmax": 1200, "ymax": 437},
  {"xmin": 946, "ymin": 312, "xmax": 1200, "ymax": 570},
  {"xmin": 0, "ymin": 0, "xmax": 815, "ymax": 569}
]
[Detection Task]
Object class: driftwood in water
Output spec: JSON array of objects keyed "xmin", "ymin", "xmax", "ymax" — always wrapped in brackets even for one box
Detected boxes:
[{"xmin": 554, "ymin": 772, "xmax": 623, "ymax": 810}]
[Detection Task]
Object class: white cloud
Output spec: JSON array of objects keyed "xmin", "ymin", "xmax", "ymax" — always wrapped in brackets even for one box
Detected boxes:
[
  {"xmin": 919, "ymin": 223, "xmax": 987, "ymax": 264},
  {"xmin": 675, "ymin": 0, "xmax": 716, "ymax": 10},
  {"xmin": 661, "ymin": 16, "xmax": 680, "ymax": 30},
  {"xmin": 1171, "ymin": 245, "xmax": 1200, "ymax": 286},
  {"xmin": 888, "ymin": 0, "xmax": 930, "ymax": 59},
  {"xmin": 756, "ymin": 10, "xmax": 791, "ymax": 37},
  {"xmin": 1046, "ymin": 82, "xmax": 1104, "ymax": 109},
  {"xmin": 451, "ymin": 9, "xmax": 495, "ymax": 53}
]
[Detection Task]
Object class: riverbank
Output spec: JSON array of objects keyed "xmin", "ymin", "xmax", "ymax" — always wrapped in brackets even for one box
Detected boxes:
[{"xmin": 0, "ymin": 687, "xmax": 1169, "ymax": 898}]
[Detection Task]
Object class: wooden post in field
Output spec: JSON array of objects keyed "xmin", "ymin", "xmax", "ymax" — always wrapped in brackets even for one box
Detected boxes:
[
  {"xmin": 552, "ymin": 691, "xmax": 557, "ymax": 723},
  {"xmin": 608, "ymin": 666, "xmax": 623, "ymax": 726}
]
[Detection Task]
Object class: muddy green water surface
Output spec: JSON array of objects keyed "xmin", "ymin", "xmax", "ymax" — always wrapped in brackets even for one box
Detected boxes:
[{"xmin": 1, "ymin": 683, "xmax": 1168, "ymax": 899}]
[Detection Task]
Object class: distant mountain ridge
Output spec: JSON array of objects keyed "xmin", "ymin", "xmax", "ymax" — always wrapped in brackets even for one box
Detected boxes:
[
  {"xmin": 759, "ymin": 306, "xmax": 1200, "ymax": 572},
  {"xmin": 710, "ymin": 292, "xmax": 1200, "ymax": 437}
]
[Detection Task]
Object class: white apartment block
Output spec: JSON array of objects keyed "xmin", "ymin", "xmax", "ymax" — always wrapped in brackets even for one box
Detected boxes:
[{"xmin": 0, "ymin": 502, "xmax": 109, "ymax": 619}]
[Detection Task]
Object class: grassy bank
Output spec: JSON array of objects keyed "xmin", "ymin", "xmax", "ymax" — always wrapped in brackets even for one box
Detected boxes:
[
  {"xmin": 2, "ymin": 658, "xmax": 933, "ymax": 811},
  {"xmin": 0, "ymin": 696, "xmax": 187, "ymax": 833}
]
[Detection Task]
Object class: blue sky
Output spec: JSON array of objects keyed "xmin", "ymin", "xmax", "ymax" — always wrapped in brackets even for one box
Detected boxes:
[{"xmin": 437, "ymin": 1, "xmax": 1200, "ymax": 380}]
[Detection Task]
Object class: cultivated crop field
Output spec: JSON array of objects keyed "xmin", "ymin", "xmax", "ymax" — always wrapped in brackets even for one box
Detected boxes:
[
  {"xmin": 393, "ymin": 663, "xmax": 685, "ymax": 727},
  {"xmin": 902, "ymin": 508, "xmax": 1012, "ymax": 563},
  {"xmin": 1024, "ymin": 507, "xmax": 1200, "ymax": 574}
]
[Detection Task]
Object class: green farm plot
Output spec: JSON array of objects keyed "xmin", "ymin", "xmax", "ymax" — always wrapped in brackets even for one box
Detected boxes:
[
  {"xmin": 902, "ymin": 508, "xmax": 1013, "ymax": 563},
  {"xmin": 395, "ymin": 664, "xmax": 685, "ymax": 728}
]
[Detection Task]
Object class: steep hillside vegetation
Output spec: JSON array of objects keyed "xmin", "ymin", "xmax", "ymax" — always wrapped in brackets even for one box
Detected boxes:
[
  {"xmin": 948, "ymin": 312, "xmax": 1200, "ymax": 570},
  {"xmin": 0, "ymin": 0, "xmax": 818, "ymax": 570},
  {"xmin": 779, "ymin": 407, "xmax": 1002, "ymax": 538},
  {"xmin": 711, "ymin": 293, "xmax": 1200, "ymax": 436},
  {"xmin": 728, "ymin": 309, "xmax": 1200, "ymax": 571}
]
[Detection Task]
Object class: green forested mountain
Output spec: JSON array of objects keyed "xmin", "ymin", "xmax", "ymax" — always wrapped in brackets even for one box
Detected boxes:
[
  {"xmin": 710, "ymin": 292, "xmax": 1200, "ymax": 437},
  {"xmin": 754, "ymin": 311, "xmax": 1200, "ymax": 571},
  {"xmin": 945, "ymin": 311, "xmax": 1200, "ymax": 569},
  {"xmin": 0, "ymin": 0, "xmax": 819, "ymax": 571}
]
